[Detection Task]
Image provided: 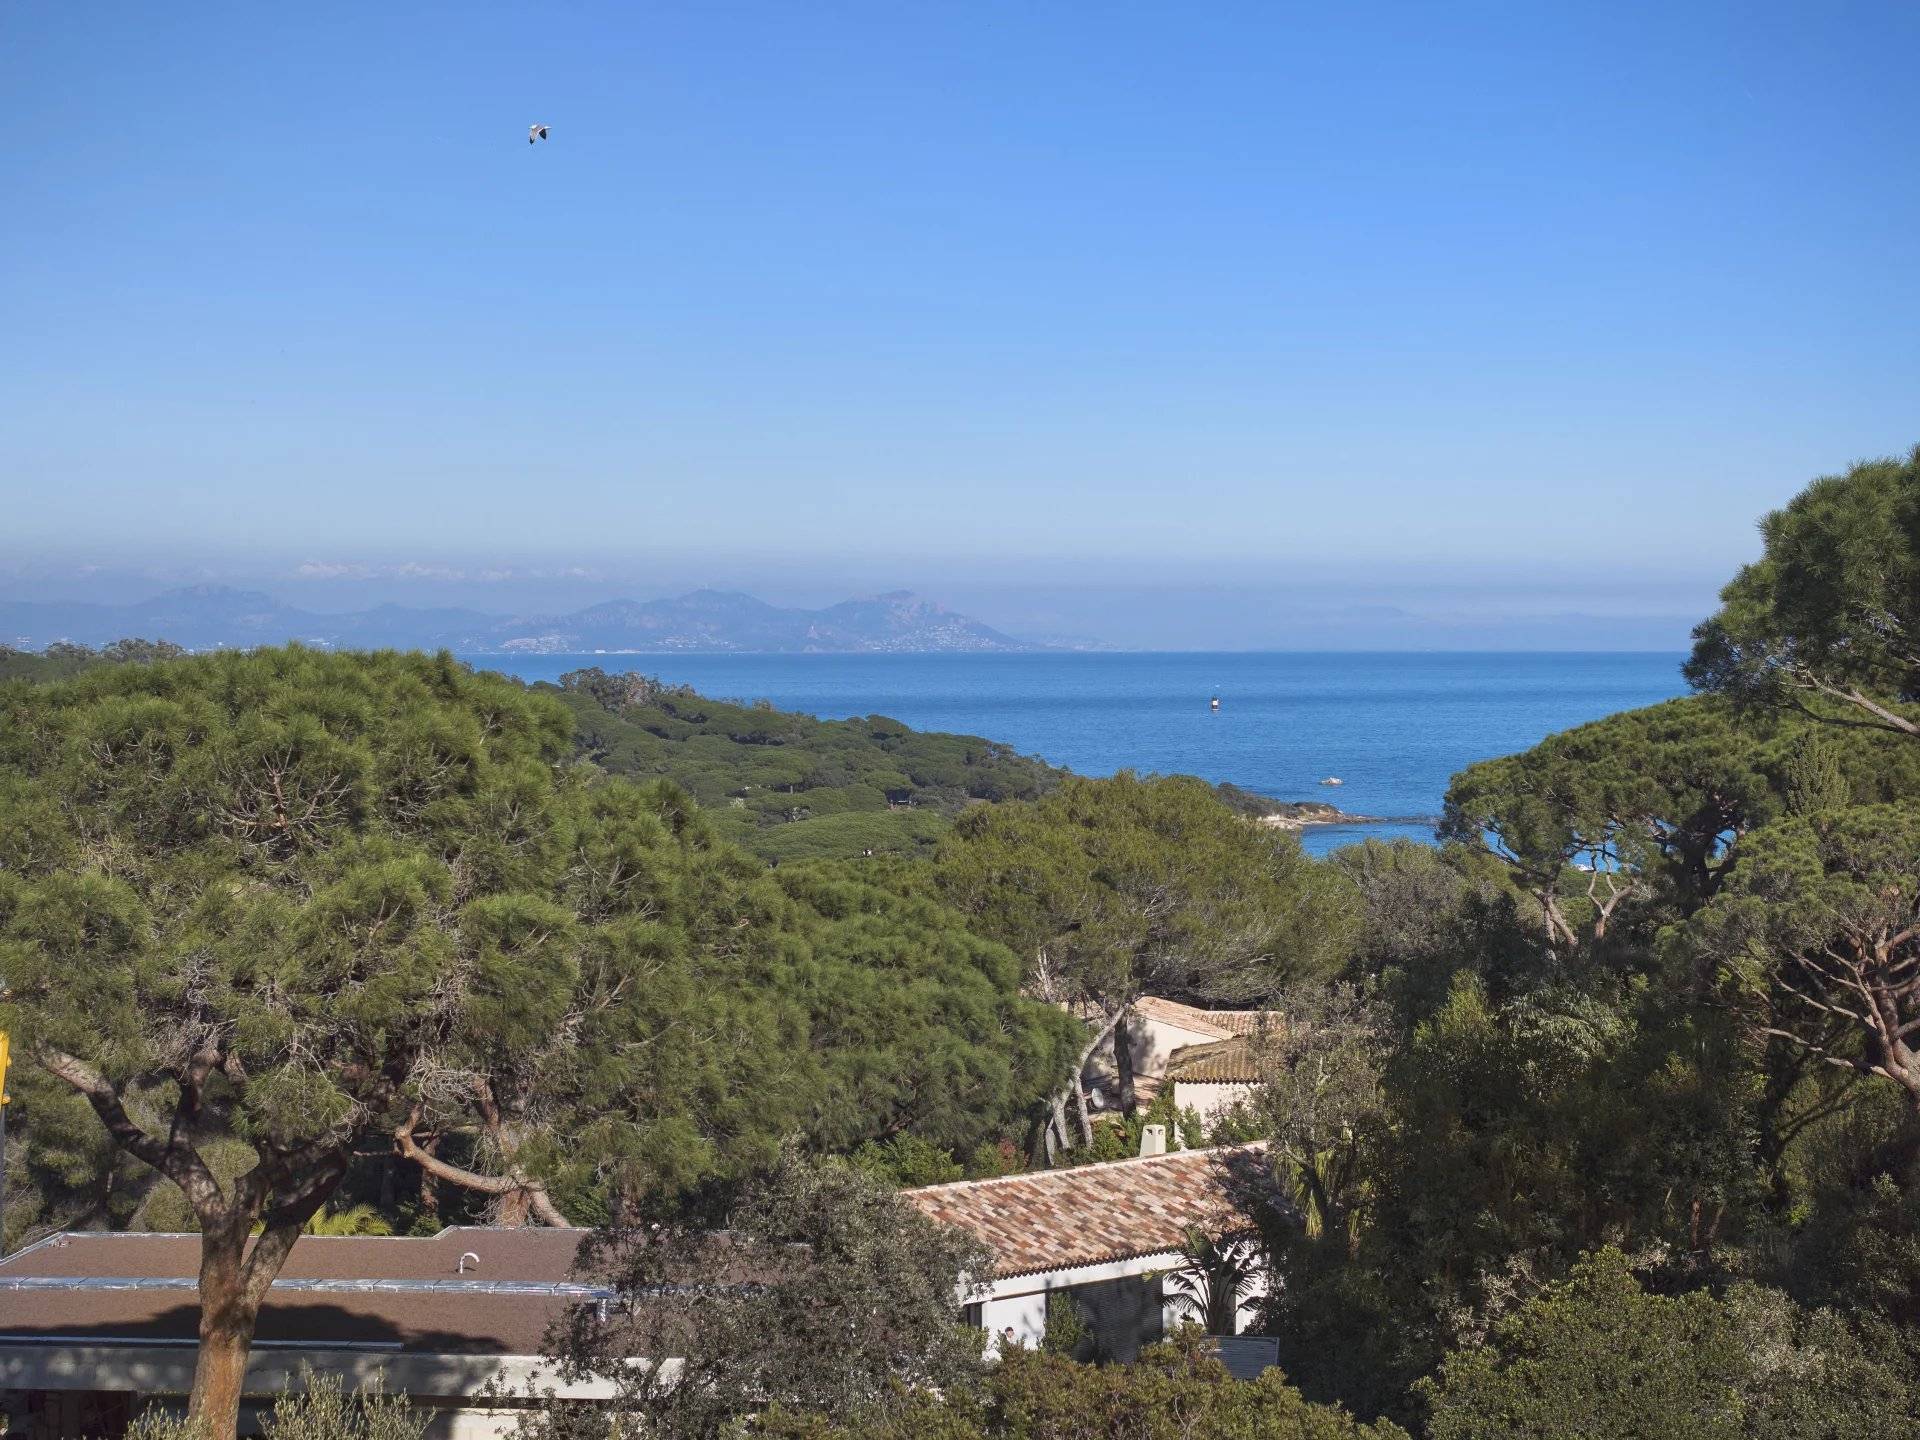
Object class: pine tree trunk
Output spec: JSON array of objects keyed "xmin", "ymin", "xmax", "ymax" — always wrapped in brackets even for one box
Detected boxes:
[
  {"xmin": 1066, "ymin": 1005, "xmax": 1128, "ymax": 1148},
  {"xmin": 418, "ymin": 1135, "xmax": 441, "ymax": 1220},
  {"xmin": 494, "ymin": 1186, "xmax": 532, "ymax": 1226},
  {"xmin": 189, "ymin": 1324, "xmax": 254, "ymax": 1440},
  {"xmin": 1114, "ymin": 1018, "xmax": 1138, "ymax": 1116},
  {"xmin": 187, "ymin": 1223, "xmax": 260, "ymax": 1440}
]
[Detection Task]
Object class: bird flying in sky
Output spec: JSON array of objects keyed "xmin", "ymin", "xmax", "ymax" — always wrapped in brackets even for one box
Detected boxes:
[{"xmin": 528, "ymin": 124, "xmax": 550, "ymax": 145}]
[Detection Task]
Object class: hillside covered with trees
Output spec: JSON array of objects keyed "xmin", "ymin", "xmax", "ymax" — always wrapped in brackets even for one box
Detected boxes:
[
  {"xmin": 0, "ymin": 654, "xmax": 1329, "ymax": 867},
  {"xmin": 549, "ymin": 666, "xmax": 1064, "ymax": 859},
  {"xmin": 0, "ymin": 649, "xmax": 1068, "ymax": 862}
]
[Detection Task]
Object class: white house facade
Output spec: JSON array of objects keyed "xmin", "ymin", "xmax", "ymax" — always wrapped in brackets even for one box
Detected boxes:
[
  {"xmin": 1081, "ymin": 998, "xmax": 1284, "ymax": 1116},
  {"xmin": 1164, "ymin": 1034, "xmax": 1284, "ymax": 1127},
  {"xmin": 905, "ymin": 1143, "xmax": 1275, "ymax": 1363}
]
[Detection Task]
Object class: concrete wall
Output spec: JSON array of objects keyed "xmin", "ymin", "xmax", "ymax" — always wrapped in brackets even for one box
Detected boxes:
[{"xmin": 0, "ymin": 1345, "xmax": 614, "ymax": 1440}]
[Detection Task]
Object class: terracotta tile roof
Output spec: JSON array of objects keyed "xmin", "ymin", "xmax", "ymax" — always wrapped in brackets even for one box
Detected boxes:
[
  {"xmin": 903, "ymin": 1145, "xmax": 1273, "ymax": 1279},
  {"xmin": 1166, "ymin": 1035, "xmax": 1287, "ymax": 1084},
  {"xmin": 1131, "ymin": 996, "xmax": 1283, "ymax": 1039}
]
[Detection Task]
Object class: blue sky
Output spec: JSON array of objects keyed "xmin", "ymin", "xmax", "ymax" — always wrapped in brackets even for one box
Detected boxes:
[{"xmin": 3, "ymin": 2, "xmax": 1916, "ymax": 647}]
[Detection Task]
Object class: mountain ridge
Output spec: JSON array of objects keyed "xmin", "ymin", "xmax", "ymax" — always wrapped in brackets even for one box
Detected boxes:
[{"xmin": 0, "ymin": 585, "xmax": 1063, "ymax": 655}]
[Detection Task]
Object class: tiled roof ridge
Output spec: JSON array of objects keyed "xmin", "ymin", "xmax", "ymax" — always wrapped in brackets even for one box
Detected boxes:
[
  {"xmin": 1132, "ymin": 995, "xmax": 1284, "ymax": 1035},
  {"xmin": 906, "ymin": 1142, "xmax": 1278, "ymax": 1279},
  {"xmin": 902, "ymin": 1141, "xmax": 1267, "ymax": 1199},
  {"xmin": 1168, "ymin": 1035, "xmax": 1251, "ymax": 1055},
  {"xmin": 1167, "ymin": 1038, "xmax": 1250, "ymax": 1081},
  {"xmin": 1136, "ymin": 994, "xmax": 1276, "ymax": 1010},
  {"xmin": 1170, "ymin": 1038, "xmax": 1219, "ymax": 1053}
]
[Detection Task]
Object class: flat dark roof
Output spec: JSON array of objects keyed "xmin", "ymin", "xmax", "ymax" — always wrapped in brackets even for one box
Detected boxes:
[
  {"xmin": 0, "ymin": 1227, "xmax": 589, "ymax": 1285},
  {"xmin": 0, "ymin": 1228, "xmax": 594, "ymax": 1356}
]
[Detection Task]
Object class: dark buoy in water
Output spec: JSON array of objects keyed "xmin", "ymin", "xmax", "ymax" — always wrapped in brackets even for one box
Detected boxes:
[{"xmin": 1210, "ymin": 695, "xmax": 1221, "ymax": 711}]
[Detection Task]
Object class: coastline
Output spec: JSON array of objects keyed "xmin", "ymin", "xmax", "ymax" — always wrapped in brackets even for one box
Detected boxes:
[{"xmin": 472, "ymin": 651, "xmax": 1683, "ymax": 859}]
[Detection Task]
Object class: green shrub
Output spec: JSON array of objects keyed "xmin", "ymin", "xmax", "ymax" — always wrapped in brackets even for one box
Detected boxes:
[
  {"xmin": 126, "ymin": 1370, "xmax": 424, "ymax": 1440},
  {"xmin": 1041, "ymin": 1291, "xmax": 1094, "ymax": 1360},
  {"xmin": 851, "ymin": 1134, "xmax": 965, "ymax": 1187},
  {"xmin": 752, "ymin": 1333, "xmax": 1409, "ymax": 1438},
  {"xmin": 1419, "ymin": 1249, "xmax": 1747, "ymax": 1440}
]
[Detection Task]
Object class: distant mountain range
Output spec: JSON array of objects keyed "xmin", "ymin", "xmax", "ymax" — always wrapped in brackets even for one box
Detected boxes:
[{"xmin": 0, "ymin": 585, "xmax": 1063, "ymax": 655}]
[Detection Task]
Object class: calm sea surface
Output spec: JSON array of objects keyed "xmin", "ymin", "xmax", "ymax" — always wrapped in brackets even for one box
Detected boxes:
[{"xmin": 467, "ymin": 652, "xmax": 1688, "ymax": 857}]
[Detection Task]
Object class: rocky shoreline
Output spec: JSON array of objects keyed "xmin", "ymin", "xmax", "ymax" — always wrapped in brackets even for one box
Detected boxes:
[
  {"xmin": 1210, "ymin": 782, "xmax": 1382, "ymax": 830},
  {"xmin": 1253, "ymin": 801, "xmax": 1379, "ymax": 830}
]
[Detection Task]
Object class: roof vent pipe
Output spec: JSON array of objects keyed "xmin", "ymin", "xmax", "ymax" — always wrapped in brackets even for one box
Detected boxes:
[{"xmin": 458, "ymin": 1252, "xmax": 480, "ymax": 1275}]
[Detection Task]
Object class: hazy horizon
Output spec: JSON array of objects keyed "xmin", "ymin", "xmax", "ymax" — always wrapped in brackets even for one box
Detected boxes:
[{"xmin": 0, "ymin": 545, "xmax": 1711, "ymax": 651}]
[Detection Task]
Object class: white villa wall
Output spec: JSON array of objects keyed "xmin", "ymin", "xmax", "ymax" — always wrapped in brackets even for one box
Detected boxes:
[
  {"xmin": 979, "ymin": 1289, "xmax": 1050, "ymax": 1351},
  {"xmin": 1082, "ymin": 1015, "xmax": 1229, "ymax": 1113},
  {"xmin": 1236, "ymin": 1272, "xmax": 1270, "ymax": 1335},
  {"xmin": 1171, "ymin": 1079, "xmax": 1258, "ymax": 1127},
  {"xmin": 975, "ymin": 1249, "xmax": 1269, "ymax": 1362},
  {"xmin": 977, "ymin": 1252, "xmax": 1179, "ymax": 1357}
]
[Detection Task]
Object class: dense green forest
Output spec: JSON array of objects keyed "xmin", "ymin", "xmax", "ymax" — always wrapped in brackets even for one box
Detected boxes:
[
  {"xmin": 0, "ymin": 637, "xmax": 185, "ymax": 682},
  {"xmin": 0, "ymin": 648, "xmax": 1067, "ymax": 863},
  {"xmin": 0, "ymin": 649, "xmax": 1318, "ymax": 864},
  {"xmin": 547, "ymin": 666, "xmax": 1062, "ymax": 859},
  {"xmin": 2, "ymin": 448, "xmax": 1918, "ymax": 1436}
]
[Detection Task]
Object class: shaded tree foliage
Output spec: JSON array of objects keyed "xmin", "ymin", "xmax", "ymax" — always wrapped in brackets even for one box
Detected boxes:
[
  {"xmin": 1420, "ymin": 1248, "xmax": 1748, "ymax": 1440},
  {"xmin": 1246, "ymin": 983, "xmax": 1386, "ymax": 1259},
  {"xmin": 1687, "ymin": 806, "xmax": 1920, "ymax": 1122},
  {"xmin": 1440, "ymin": 697, "xmax": 1784, "ymax": 946},
  {"xmin": 1420, "ymin": 1249, "xmax": 1919, "ymax": 1440}
]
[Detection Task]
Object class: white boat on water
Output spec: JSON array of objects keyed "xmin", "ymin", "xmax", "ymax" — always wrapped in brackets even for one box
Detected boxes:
[{"xmin": 1320, "ymin": 777, "xmax": 1344, "ymax": 786}]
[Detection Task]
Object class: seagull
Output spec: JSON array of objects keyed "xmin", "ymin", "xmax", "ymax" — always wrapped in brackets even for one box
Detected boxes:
[{"xmin": 528, "ymin": 124, "xmax": 550, "ymax": 145}]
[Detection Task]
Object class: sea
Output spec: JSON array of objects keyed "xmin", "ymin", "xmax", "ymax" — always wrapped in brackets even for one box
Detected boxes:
[{"xmin": 466, "ymin": 651, "xmax": 1689, "ymax": 857}]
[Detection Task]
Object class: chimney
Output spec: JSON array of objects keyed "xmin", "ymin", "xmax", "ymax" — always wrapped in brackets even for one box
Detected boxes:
[{"xmin": 1139, "ymin": 1123, "xmax": 1167, "ymax": 1158}]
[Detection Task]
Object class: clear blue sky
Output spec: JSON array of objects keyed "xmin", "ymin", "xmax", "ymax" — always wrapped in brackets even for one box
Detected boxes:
[{"xmin": 3, "ymin": 2, "xmax": 1916, "ymax": 647}]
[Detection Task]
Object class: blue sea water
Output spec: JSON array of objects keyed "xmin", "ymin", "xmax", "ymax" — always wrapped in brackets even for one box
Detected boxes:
[{"xmin": 468, "ymin": 652, "xmax": 1688, "ymax": 857}]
